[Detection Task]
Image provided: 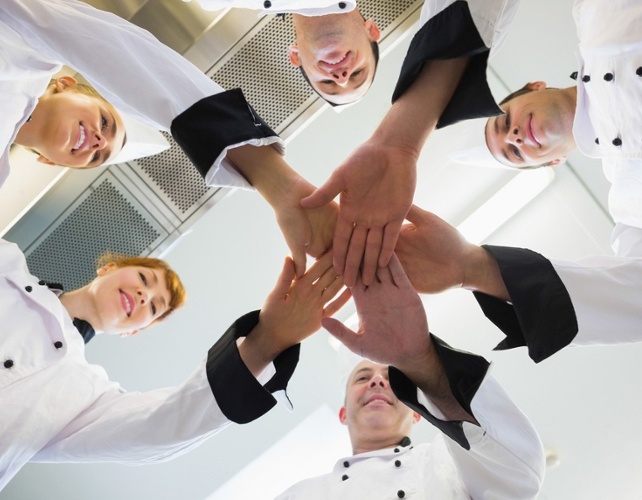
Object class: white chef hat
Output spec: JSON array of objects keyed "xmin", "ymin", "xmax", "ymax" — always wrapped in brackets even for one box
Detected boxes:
[
  {"xmin": 447, "ymin": 117, "xmax": 509, "ymax": 169},
  {"xmin": 104, "ymin": 113, "xmax": 170, "ymax": 166}
]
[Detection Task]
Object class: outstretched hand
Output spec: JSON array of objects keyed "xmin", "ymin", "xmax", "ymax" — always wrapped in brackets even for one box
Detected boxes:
[
  {"xmin": 321, "ymin": 253, "xmax": 430, "ymax": 372},
  {"xmin": 300, "ymin": 139, "xmax": 417, "ymax": 288},
  {"xmin": 258, "ymin": 251, "xmax": 351, "ymax": 357}
]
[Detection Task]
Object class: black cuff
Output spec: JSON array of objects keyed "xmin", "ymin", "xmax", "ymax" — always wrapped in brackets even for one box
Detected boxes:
[
  {"xmin": 474, "ymin": 245, "xmax": 578, "ymax": 363},
  {"xmin": 206, "ymin": 310, "xmax": 300, "ymax": 424},
  {"xmin": 389, "ymin": 334, "xmax": 489, "ymax": 450},
  {"xmin": 170, "ymin": 89, "xmax": 279, "ymax": 179},
  {"xmin": 392, "ymin": 1, "xmax": 501, "ymax": 128}
]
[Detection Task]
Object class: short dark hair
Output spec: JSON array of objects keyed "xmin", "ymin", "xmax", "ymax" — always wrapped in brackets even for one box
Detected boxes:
[{"xmin": 299, "ymin": 40, "xmax": 380, "ymax": 106}]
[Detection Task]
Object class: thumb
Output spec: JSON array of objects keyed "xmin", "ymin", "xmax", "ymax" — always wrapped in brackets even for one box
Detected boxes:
[
  {"xmin": 273, "ymin": 257, "xmax": 296, "ymax": 296},
  {"xmin": 322, "ymin": 317, "xmax": 360, "ymax": 352},
  {"xmin": 405, "ymin": 204, "xmax": 429, "ymax": 224},
  {"xmin": 300, "ymin": 176, "xmax": 344, "ymax": 209}
]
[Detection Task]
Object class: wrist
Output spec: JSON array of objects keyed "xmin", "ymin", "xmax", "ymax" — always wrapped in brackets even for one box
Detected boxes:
[{"xmin": 462, "ymin": 246, "xmax": 510, "ymax": 301}]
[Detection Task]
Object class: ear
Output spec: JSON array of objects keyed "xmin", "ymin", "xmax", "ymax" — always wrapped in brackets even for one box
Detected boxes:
[
  {"xmin": 96, "ymin": 262, "xmax": 117, "ymax": 277},
  {"xmin": 526, "ymin": 81, "xmax": 547, "ymax": 92},
  {"xmin": 412, "ymin": 412, "xmax": 421, "ymax": 424},
  {"xmin": 36, "ymin": 155, "xmax": 56, "ymax": 166},
  {"xmin": 288, "ymin": 45, "xmax": 301, "ymax": 67},
  {"xmin": 339, "ymin": 406, "xmax": 348, "ymax": 425},
  {"xmin": 53, "ymin": 75, "xmax": 79, "ymax": 93},
  {"xmin": 548, "ymin": 157, "xmax": 566, "ymax": 167},
  {"xmin": 364, "ymin": 19, "xmax": 381, "ymax": 42}
]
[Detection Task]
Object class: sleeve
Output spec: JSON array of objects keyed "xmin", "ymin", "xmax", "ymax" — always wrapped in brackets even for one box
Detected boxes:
[
  {"xmin": 389, "ymin": 335, "xmax": 545, "ymax": 500},
  {"xmin": 0, "ymin": 0, "xmax": 284, "ymax": 189},
  {"xmin": 391, "ymin": 0, "xmax": 520, "ymax": 127},
  {"xmin": 474, "ymin": 244, "xmax": 642, "ymax": 362},
  {"xmin": 32, "ymin": 310, "xmax": 300, "ymax": 464}
]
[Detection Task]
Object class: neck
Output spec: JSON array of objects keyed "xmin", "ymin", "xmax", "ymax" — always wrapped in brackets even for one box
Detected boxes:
[
  {"xmin": 59, "ymin": 286, "xmax": 98, "ymax": 329},
  {"xmin": 14, "ymin": 103, "xmax": 47, "ymax": 150}
]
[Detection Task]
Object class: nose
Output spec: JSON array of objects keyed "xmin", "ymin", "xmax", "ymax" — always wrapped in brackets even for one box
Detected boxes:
[
  {"xmin": 369, "ymin": 374, "xmax": 387, "ymax": 388},
  {"xmin": 330, "ymin": 68, "xmax": 350, "ymax": 86},
  {"xmin": 90, "ymin": 131, "xmax": 106, "ymax": 150},
  {"xmin": 507, "ymin": 126, "xmax": 524, "ymax": 146},
  {"xmin": 136, "ymin": 289, "xmax": 149, "ymax": 305}
]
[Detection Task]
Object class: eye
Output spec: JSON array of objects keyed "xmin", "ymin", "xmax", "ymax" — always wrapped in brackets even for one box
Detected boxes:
[
  {"xmin": 356, "ymin": 376, "xmax": 368, "ymax": 382},
  {"xmin": 350, "ymin": 69, "xmax": 363, "ymax": 79},
  {"xmin": 101, "ymin": 115, "xmax": 108, "ymax": 130},
  {"xmin": 511, "ymin": 145, "xmax": 523, "ymax": 161},
  {"xmin": 91, "ymin": 151, "xmax": 100, "ymax": 163},
  {"xmin": 505, "ymin": 112, "xmax": 511, "ymax": 130},
  {"xmin": 319, "ymin": 79, "xmax": 335, "ymax": 85},
  {"xmin": 139, "ymin": 272, "xmax": 148, "ymax": 286},
  {"xmin": 151, "ymin": 302, "xmax": 157, "ymax": 315}
]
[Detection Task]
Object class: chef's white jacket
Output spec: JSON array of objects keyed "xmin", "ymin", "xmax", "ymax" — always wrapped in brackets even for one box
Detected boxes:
[
  {"xmin": 277, "ymin": 336, "xmax": 545, "ymax": 499},
  {"xmin": 0, "ymin": 238, "xmax": 299, "ymax": 490},
  {"xmin": 0, "ymin": 0, "xmax": 282, "ymax": 190},
  {"xmin": 196, "ymin": 0, "xmax": 356, "ymax": 16}
]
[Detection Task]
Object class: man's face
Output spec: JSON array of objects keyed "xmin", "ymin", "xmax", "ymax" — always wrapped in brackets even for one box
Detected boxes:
[
  {"xmin": 87, "ymin": 264, "xmax": 171, "ymax": 335},
  {"xmin": 34, "ymin": 79, "xmax": 126, "ymax": 168},
  {"xmin": 485, "ymin": 82, "xmax": 576, "ymax": 168},
  {"xmin": 289, "ymin": 13, "xmax": 380, "ymax": 105},
  {"xmin": 340, "ymin": 361, "xmax": 418, "ymax": 442}
]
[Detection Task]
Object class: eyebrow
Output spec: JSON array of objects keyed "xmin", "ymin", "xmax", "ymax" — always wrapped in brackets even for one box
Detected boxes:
[{"xmin": 352, "ymin": 367, "xmax": 373, "ymax": 381}]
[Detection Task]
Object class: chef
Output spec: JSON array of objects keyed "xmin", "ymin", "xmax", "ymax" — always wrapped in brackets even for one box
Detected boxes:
[
  {"xmin": 395, "ymin": 205, "xmax": 642, "ymax": 362},
  {"xmin": 278, "ymin": 255, "xmax": 545, "ymax": 499},
  {"xmin": 195, "ymin": 0, "xmax": 381, "ymax": 105},
  {"xmin": 299, "ymin": 0, "xmax": 520, "ymax": 288},
  {"xmin": 0, "ymin": 237, "xmax": 347, "ymax": 490},
  {"xmin": 2, "ymin": 0, "xmax": 336, "ymax": 277}
]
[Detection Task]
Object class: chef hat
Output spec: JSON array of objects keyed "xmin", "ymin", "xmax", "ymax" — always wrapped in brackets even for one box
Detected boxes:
[
  {"xmin": 104, "ymin": 113, "xmax": 170, "ymax": 166},
  {"xmin": 447, "ymin": 117, "xmax": 509, "ymax": 169}
]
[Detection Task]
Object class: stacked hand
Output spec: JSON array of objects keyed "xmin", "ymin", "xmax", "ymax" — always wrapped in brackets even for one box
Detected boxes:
[{"xmin": 301, "ymin": 139, "xmax": 417, "ymax": 287}]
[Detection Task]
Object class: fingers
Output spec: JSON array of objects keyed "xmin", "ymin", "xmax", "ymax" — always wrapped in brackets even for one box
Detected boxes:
[
  {"xmin": 343, "ymin": 225, "xmax": 367, "ymax": 287},
  {"xmin": 290, "ymin": 245, "xmax": 308, "ymax": 279},
  {"xmin": 321, "ymin": 317, "xmax": 360, "ymax": 353},
  {"xmin": 323, "ymin": 287, "xmax": 352, "ymax": 317},
  {"xmin": 332, "ymin": 216, "xmax": 354, "ymax": 276},
  {"xmin": 273, "ymin": 257, "xmax": 296, "ymax": 296},
  {"xmin": 404, "ymin": 204, "xmax": 428, "ymax": 224},
  {"xmin": 387, "ymin": 253, "xmax": 411, "ymax": 288},
  {"xmin": 300, "ymin": 176, "xmax": 342, "ymax": 209},
  {"xmin": 375, "ymin": 262, "xmax": 394, "ymax": 285},
  {"xmin": 361, "ymin": 227, "xmax": 383, "ymax": 287},
  {"xmin": 304, "ymin": 251, "xmax": 334, "ymax": 283},
  {"xmin": 378, "ymin": 220, "xmax": 403, "ymax": 268}
]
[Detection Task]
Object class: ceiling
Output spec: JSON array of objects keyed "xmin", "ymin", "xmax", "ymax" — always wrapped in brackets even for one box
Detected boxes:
[{"xmin": 3, "ymin": 1, "xmax": 641, "ymax": 499}]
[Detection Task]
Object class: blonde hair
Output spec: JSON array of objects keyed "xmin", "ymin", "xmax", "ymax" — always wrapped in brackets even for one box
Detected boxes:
[{"xmin": 98, "ymin": 253, "xmax": 187, "ymax": 323}]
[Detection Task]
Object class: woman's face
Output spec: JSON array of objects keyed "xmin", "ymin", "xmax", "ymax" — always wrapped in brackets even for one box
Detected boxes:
[
  {"xmin": 33, "ymin": 79, "xmax": 126, "ymax": 168},
  {"xmin": 88, "ymin": 264, "xmax": 171, "ymax": 335}
]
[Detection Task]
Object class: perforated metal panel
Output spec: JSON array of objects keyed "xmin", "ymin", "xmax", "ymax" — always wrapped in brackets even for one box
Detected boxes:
[
  {"xmin": 135, "ymin": 131, "xmax": 216, "ymax": 216},
  {"xmin": 25, "ymin": 174, "xmax": 167, "ymax": 290}
]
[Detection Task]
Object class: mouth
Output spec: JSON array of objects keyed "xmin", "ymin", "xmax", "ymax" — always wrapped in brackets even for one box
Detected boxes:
[
  {"xmin": 527, "ymin": 115, "xmax": 541, "ymax": 148},
  {"xmin": 71, "ymin": 124, "xmax": 88, "ymax": 154},
  {"xmin": 120, "ymin": 290, "xmax": 135, "ymax": 317},
  {"xmin": 364, "ymin": 394, "xmax": 392, "ymax": 407},
  {"xmin": 319, "ymin": 51, "xmax": 350, "ymax": 70}
]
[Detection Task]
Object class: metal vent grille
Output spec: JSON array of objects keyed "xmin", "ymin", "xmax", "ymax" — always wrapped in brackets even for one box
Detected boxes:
[
  {"xmin": 26, "ymin": 176, "xmax": 165, "ymax": 290},
  {"xmin": 135, "ymin": 131, "xmax": 214, "ymax": 215},
  {"xmin": 211, "ymin": 0, "xmax": 418, "ymax": 130}
]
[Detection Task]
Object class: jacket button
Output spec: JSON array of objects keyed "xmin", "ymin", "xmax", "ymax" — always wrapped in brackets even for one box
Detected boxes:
[
  {"xmin": 394, "ymin": 447, "xmax": 400, "ymax": 453},
  {"xmin": 341, "ymin": 474, "xmax": 349, "ymax": 481},
  {"xmin": 395, "ymin": 460, "xmax": 402, "ymax": 467},
  {"xmin": 343, "ymin": 461, "xmax": 350, "ymax": 468},
  {"xmin": 338, "ymin": 1, "xmax": 346, "ymax": 8},
  {"xmin": 604, "ymin": 72, "xmax": 614, "ymax": 81},
  {"xmin": 25, "ymin": 285, "xmax": 33, "ymax": 292},
  {"xmin": 263, "ymin": 0, "xmax": 271, "ymax": 8},
  {"xmin": 38, "ymin": 280, "xmax": 46, "ymax": 286},
  {"xmin": 582, "ymin": 75, "xmax": 590, "ymax": 82},
  {"xmin": 595, "ymin": 137, "xmax": 599, "ymax": 145},
  {"xmin": 397, "ymin": 490, "xmax": 405, "ymax": 498},
  {"xmin": 4, "ymin": 359, "xmax": 14, "ymax": 369},
  {"xmin": 637, "ymin": 67, "xmax": 642, "ymax": 77},
  {"xmin": 54, "ymin": 341, "xmax": 63, "ymax": 349},
  {"xmin": 612, "ymin": 137, "xmax": 622, "ymax": 146}
]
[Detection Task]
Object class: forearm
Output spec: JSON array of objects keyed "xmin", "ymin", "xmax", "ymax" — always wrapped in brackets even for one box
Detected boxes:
[
  {"xmin": 462, "ymin": 245, "xmax": 510, "ymax": 301},
  {"xmin": 373, "ymin": 58, "xmax": 469, "ymax": 156},
  {"xmin": 238, "ymin": 321, "xmax": 288, "ymax": 379}
]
